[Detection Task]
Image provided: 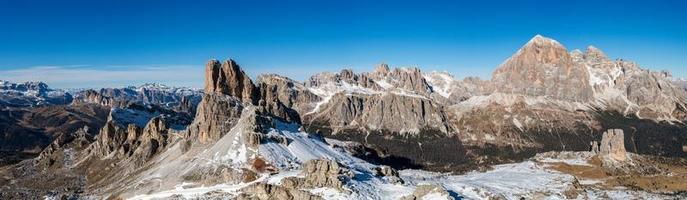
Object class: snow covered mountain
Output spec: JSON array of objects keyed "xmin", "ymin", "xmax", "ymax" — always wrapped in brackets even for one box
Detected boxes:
[
  {"xmin": 0, "ymin": 80, "xmax": 73, "ymax": 107},
  {"xmin": 72, "ymin": 83, "xmax": 203, "ymax": 114}
]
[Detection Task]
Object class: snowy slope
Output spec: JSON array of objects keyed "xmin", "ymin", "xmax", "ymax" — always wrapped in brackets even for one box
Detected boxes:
[{"xmin": 123, "ymin": 104, "xmax": 674, "ymax": 200}]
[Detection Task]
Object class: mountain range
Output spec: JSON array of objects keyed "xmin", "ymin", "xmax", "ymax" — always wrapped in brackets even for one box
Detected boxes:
[{"xmin": 1, "ymin": 35, "xmax": 686, "ymax": 199}]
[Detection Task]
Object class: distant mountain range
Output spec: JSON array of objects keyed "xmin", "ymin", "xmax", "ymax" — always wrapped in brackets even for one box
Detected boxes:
[{"xmin": 1, "ymin": 35, "xmax": 686, "ymax": 199}]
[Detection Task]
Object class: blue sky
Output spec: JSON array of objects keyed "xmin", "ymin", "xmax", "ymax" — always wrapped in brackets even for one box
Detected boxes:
[{"xmin": 1, "ymin": 0, "xmax": 686, "ymax": 88}]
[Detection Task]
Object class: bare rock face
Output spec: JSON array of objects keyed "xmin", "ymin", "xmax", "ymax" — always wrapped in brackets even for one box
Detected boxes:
[
  {"xmin": 492, "ymin": 35, "xmax": 593, "ymax": 102},
  {"xmin": 175, "ymin": 94, "xmax": 202, "ymax": 115},
  {"xmin": 306, "ymin": 69, "xmax": 382, "ymax": 90},
  {"xmin": 87, "ymin": 104, "xmax": 190, "ymax": 164},
  {"xmin": 204, "ymin": 59, "xmax": 259, "ymax": 105},
  {"xmin": 130, "ymin": 116, "xmax": 171, "ymax": 162},
  {"xmin": 622, "ymin": 66, "xmax": 687, "ymax": 118},
  {"xmin": 256, "ymin": 74, "xmax": 320, "ymax": 123},
  {"xmin": 306, "ymin": 92, "xmax": 450, "ymax": 135},
  {"xmin": 599, "ymin": 129, "xmax": 627, "ymax": 161},
  {"xmin": 280, "ymin": 159, "xmax": 351, "ymax": 191},
  {"xmin": 373, "ymin": 63, "xmax": 390, "ymax": 76},
  {"xmin": 73, "ymin": 89, "xmax": 131, "ymax": 108},
  {"xmin": 34, "ymin": 126, "xmax": 93, "ymax": 170},
  {"xmin": 187, "ymin": 93, "xmax": 244, "ymax": 143},
  {"xmin": 572, "ymin": 45, "xmax": 687, "ymax": 119},
  {"xmin": 387, "ymin": 67, "xmax": 433, "ymax": 96},
  {"xmin": 189, "ymin": 59, "xmax": 261, "ymax": 143},
  {"xmin": 89, "ymin": 121, "xmax": 137, "ymax": 158}
]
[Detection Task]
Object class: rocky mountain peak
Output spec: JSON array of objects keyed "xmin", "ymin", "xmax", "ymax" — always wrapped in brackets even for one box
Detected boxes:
[
  {"xmin": 0, "ymin": 80, "xmax": 73, "ymax": 107},
  {"xmin": 515, "ymin": 34, "xmax": 569, "ymax": 64},
  {"xmin": 204, "ymin": 58, "xmax": 259, "ymax": 105},
  {"xmin": 374, "ymin": 63, "xmax": 390, "ymax": 75},
  {"xmin": 584, "ymin": 45, "xmax": 610, "ymax": 62},
  {"xmin": 492, "ymin": 35, "xmax": 593, "ymax": 102},
  {"xmin": 599, "ymin": 129, "xmax": 628, "ymax": 162},
  {"xmin": 524, "ymin": 34, "xmax": 564, "ymax": 49}
]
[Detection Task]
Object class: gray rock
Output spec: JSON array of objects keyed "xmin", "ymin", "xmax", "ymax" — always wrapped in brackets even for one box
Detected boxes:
[
  {"xmin": 186, "ymin": 93, "xmax": 244, "ymax": 143},
  {"xmin": 305, "ymin": 92, "xmax": 450, "ymax": 135},
  {"xmin": 599, "ymin": 129, "xmax": 627, "ymax": 161},
  {"xmin": 280, "ymin": 159, "xmax": 351, "ymax": 192},
  {"xmin": 256, "ymin": 74, "xmax": 320, "ymax": 123},
  {"xmin": 374, "ymin": 165, "xmax": 403, "ymax": 184}
]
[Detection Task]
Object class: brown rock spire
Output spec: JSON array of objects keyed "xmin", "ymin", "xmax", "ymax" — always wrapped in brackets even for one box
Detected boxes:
[{"xmin": 204, "ymin": 59, "xmax": 259, "ymax": 105}]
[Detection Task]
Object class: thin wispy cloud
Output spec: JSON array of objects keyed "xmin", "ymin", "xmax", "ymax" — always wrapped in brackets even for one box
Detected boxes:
[{"xmin": 0, "ymin": 65, "xmax": 204, "ymax": 89}]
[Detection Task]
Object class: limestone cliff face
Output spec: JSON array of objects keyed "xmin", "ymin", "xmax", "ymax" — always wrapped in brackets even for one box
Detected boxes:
[
  {"xmin": 386, "ymin": 67, "xmax": 433, "ymax": 96},
  {"xmin": 305, "ymin": 92, "xmax": 450, "ymax": 135},
  {"xmin": 302, "ymin": 65, "xmax": 453, "ymax": 136},
  {"xmin": 34, "ymin": 126, "xmax": 93, "ymax": 170},
  {"xmin": 306, "ymin": 69, "xmax": 382, "ymax": 91},
  {"xmin": 131, "ymin": 116, "xmax": 172, "ymax": 161},
  {"xmin": 191, "ymin": 59, "xmax": 312, "ymax": 143},
  {"xmin": 73, "ymin": 89, "xmax": 130, "ymax": 108},
  {"xmin": 599, "ymin": 129, "xmax": 627, "ymax": 162},
  {"xmin": 574, "ymin": 46, "xmax": 687, "ymax": 119},
  {"xmin": 187, "ymin": 93, "xmax": 244, "ymax": 143},
  {"xmin": 256, "ymin": 74, "xmax": 320, "ymax": 123},
  {"xmin": 492, "ymin": 35, "xmax": 594, "ymax": 102},
  {"xmin": 188, "ymin": 59, "xmax": 261, "ymax": 143},
  {"xmin": 204, "ymin": 59, "xmax": 259, "ymax": 105}
]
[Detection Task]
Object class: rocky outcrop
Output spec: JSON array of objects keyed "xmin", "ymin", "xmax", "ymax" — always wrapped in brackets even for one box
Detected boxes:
[
  {"xmin": 175, "ymin": 94, "xmax": 202, "ymax": 115},
  {"xmin": 492, "ymin": 35, "xmax": 594, "ymax": 102},
  {"xmin": 401, "ymin": 184, "xmax": 454, "ymax": 200},
  {"xmin": 571, "ymin": 45, "xmax": 687, "ymax": 119},
  {"xmin": 87, "ymin": 104, "xmax": 190, "ymax": 164},
  {"xmin": 73, "ymin": 89, "xmax": 130, "ymax": 108},
  {"xmin": 187, "ymin": 93, "xmax": 244, "ymax": 143},
  {"xmin": 129, "ymin": 116, "xmax": 172, "ymax": 161},
  {"xmin": 386, "ymin": 67, "xmax": 433, "ymax": 96},
  {"xmin": 280, "ymin": 159, "xmax": 351, "ymax": 191},
  {"xmin": 306, "ymin": 92, "xmax": 449, "ymax": 135},
  {"xmin": 187, "ymin": 59, "xmax": 265, "ymax": 144},
  {"xmin": 238, "ymin": 183, "xmax": 323, "ymax": 200},
  {"xmin": 307, "ymin": 69, "xmax": 381, "ymax": 90},
  {"xmin": 374, "ymin": 165, "xmax": 403, "ymax": 184},
  {"xmin": 34, "ymin": 126, "xmax": 93, "ymax": 169},
  {"xmin": 256, "ymin": 74, "xmax": 320, "ymax": 123},
  {"xmin": 598, "ymin": 129, "xmax": 627, "ymax": 162},
  {"xmin": 204, "ymin": 59, "xmax": 259, "ymax": 105}
]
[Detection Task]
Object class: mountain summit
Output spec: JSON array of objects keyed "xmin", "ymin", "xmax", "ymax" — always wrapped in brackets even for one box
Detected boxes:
[{"xmin": 493, "ymin": 34, "xmax": 594, "ymax": 102}]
